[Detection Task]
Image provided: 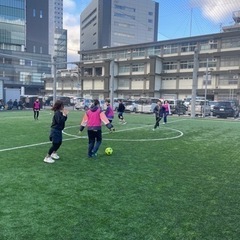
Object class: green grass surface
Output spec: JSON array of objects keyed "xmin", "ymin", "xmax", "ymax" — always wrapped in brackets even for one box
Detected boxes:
[{"xmin": 1, "ymin": 110, "xmax": 240, "ymax": 239}]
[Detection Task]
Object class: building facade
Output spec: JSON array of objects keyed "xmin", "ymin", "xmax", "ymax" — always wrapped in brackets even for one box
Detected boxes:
[
  {"xmin": 48, "ymin": 0, "xmax": 67, "ymax": 69},
  {"xmin": 80, "ymin": 0, "xmax": 159, "ymax": 51},
  {"xmin": 45, "ymin": 28, "xmax": 240, "ymax": 102},
  {"xmin": 0, "ymin": 0, "xmax": 67, "ymax": 102},
  {"xmin": 76, "ymin": 28, "xmax": 240, "ymax": 101}
]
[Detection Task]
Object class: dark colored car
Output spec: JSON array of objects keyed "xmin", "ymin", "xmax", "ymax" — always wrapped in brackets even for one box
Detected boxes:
[
  {"xmin": 45, "ymin": 96, "xmax": 72, "ymax": 106},
  {"xmin": 212, "ymin": 101, "xmax": 238, "ymax": 118},
  {"xmin": 168, "ymin": 100, "xmax": 187, "ymax": 115}
]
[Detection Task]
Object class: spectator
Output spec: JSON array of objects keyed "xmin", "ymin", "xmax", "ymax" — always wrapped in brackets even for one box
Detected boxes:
[
  {"xmin": 0, "ymin": 99, "xmax": 4, "ymax": 110},
  {"xmin": 25, "ymin": 96, "xmax": 30, "ymax": 108},
  {"xmin": 7, "ymin": 99, "xmax": 13, "ymax": 110},
  {"xmin": 13, "ymin": 99, "xmax": 18, "ymax": 109},
  {"xmin": 18, "ymin": 99, "xmax": 24, "ymax": 110}
]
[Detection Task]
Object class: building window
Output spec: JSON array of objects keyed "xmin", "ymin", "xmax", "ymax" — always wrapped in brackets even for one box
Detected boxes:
[
  {"xmin": 220, "ymin": 56, "xmax": 239, "ymax": 67},
  {"xmin": 132, "ymin": 63, "xmax": 145, "ymax": 72},
  {"xmin": 84, "ymin": 68, "xmax": 92, "ymax": 76},
  {"xmin": 163, "ymin": 62, "xmax": 178, "ymax": 70},
  {"xmin": 114, "ymin": 12, "xmax": 135, "ymax": 20},
  {"xmin": 132, "ymin": 48, "xmax": 145, "ymax": 58},
  {"xmin": 95, "ymin": 67, "xmax": 102, "ymax": 76},
  {"xmin": 148, "ymin": 19, "xmax": 153, "ymax": 23},
  {"xmin": 33, "ymin": 9, "xmax": 36, "ymax": 17},
  {"xmin": 222, "ymin": 37, "xmax": 240, "ymax": 48},
  {"xmin": 199, "ymin": 59, "xmax": 217, "ymax": 68},
  {"xmin": 40, "ymin": 10, "xmax": 43, "ymax": 18},
  {"xmin": 181, "ymin": 42, "xmax": 197, "ymax": 52},
  {"xmin": 114, "ymin": 4, "xmax": 135, "ymax": 12},
  {"xmin": 148, "ymin": 12, "xmax": 153, "ymax": 16},
  {"xmin": 163, "ymin": 44, "xmax": 178, "ymax": 54},
  {"xmin": 118, "ymin": 79, "xmax": 130, "ymax": 89},
  {"xmin": 114, "ymin": 21, "xmax": 135, "ymax": 28},
  {"xmin": 113, "ymin": 32, "xmax": 134, "ymax": 38},
  {"xmin": 200, "ymin": 40, "xmax": 218, "ymax": 50},
  {"xmin": 33, "ymin": 46, "xmax": 36, "ymax": 53},
  {"xmin": 180, "ymin": 61, "xmax": 194, "ymax": 69},
  {"xmin": 40, "ymin": 47, "xmax": 43, "ymax": 54},
  {"xmin": 119, "ymin": 65, "xmax": 130, "ymax": 73}
]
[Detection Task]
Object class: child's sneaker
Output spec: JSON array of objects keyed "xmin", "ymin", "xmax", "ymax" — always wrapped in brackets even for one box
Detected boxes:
[
  {"xmin": 51, "ymin": 153, "xmax": 60, "ymax": 159},
  {"xmin": 44, "ymin": 157, "xmax": 55, "ymax": 163}
]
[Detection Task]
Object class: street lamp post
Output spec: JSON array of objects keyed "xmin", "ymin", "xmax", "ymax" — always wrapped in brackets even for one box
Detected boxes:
[
  {"xmin": 204, "ymin": 58, "xmax": 209, "ymax": 117},
  {"xmin": 53, "ymin": 56, "xmax": 57, "ymax": 104}
]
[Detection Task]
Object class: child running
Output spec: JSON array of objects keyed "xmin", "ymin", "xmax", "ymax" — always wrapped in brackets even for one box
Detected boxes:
[
  {"xmin": 79, "ymin": 99, "xmax": 115, "ymax": 158},
  {"xmin": 44, "ymin": 100, "xmax": 69, "ymax": 163},
  {"xmin": 117, "ymin": 99, "xmax": 126, "ymax": 124},
  {"xmin": 153, "ymin": 100, "xmax": 166, "ymax": 130},
  {"xmin": 105, "ymin": 99, "xmax": 114, "ymax": 123}
]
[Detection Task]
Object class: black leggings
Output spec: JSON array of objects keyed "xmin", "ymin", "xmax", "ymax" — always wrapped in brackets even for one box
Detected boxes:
[
  {"xmin": 48, "ymin": 142, "xmax": 62, "ymax": 155},
  {"xmin": 34, "ymin": 110, "xmax": 39, "ymax": 119}
]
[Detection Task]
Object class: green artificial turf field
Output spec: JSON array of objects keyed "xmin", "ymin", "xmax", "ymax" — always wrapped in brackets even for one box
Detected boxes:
[{"xmin": 1, "ymin": 109, "xmax": 240, "ymax": 239}]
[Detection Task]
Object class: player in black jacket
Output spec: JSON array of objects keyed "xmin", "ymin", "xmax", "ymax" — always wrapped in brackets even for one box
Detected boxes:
[
  {"xmin": 117, "ymin": 100, "xmax": 127, "ymax": 124},
  {"xmin": 153, "ymin": 100, "xmax": 166, "ymax": 130}
]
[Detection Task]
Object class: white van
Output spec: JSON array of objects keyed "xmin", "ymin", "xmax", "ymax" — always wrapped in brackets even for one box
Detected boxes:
[{"xmin": 136, "ymin": 97, "xmax": 159, "ymax": 113}]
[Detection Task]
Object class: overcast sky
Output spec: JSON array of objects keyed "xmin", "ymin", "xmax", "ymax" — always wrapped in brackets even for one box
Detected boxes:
[{"xmin": 63, "ymin": 0, "xmax": 240, "ymax": 63}]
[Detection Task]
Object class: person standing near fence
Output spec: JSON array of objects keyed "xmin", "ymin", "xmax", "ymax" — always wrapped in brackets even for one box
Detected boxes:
[{"xmin": 33, "ymin": 98, "xmax": 41, "ymax": 120}]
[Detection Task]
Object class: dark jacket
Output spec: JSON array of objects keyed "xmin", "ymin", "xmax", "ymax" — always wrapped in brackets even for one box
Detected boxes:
[
  {"xmin": 51, "ymin": 110, "xmax": 67, "ymax": 131},
  {"xmin": 154, "ymin": 104, "xmax": 166, "ymax": 118},
  {"xmin": 118, "ymin": 102, "xmax": 125, "ymax": 112}
]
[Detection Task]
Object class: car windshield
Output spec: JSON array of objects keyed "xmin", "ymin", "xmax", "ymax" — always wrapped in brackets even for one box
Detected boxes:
[
  {"xmin": 124, "ymin": 101, "xmax": 134, "ymax": 106},
  {"xmin": 209, "ymin": 101, "xmax": 218, "ymax": 106},
  {"xmin": 216, "ymin": 102, "xmax": 231, "ymax": 107}
]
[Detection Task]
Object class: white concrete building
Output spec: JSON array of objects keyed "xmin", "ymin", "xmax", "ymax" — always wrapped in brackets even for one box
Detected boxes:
[{"xmin": 80, "ymin": 0, "xmax": 159, "ymax": 51}]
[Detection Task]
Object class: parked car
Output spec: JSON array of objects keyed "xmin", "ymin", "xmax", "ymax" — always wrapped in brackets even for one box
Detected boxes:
[
  {"xmin": 184, "ymin": 96, "xmax": 205, "ymax": 107},
  {"xmin": 165, "ymin": 99, "xmax": 187, "ymax": 115},
  {"xmin": 136, "ymin": 97, "xmax": 159, "ymax": 113},
  {"xmin": 187, "ymin": 100, "xmax": 211, "ymax": 116},
  {"xmin": 45, "ymin": 95, "xmax": 72, "ymax": 106},
  {"xmin": 209, "ymin": 101, "xmax": 219, "ymax": 112},
  {"xmin": 212, "ymin": 101, "xmax": 238, "ymax": 118},
  {"xmin": 75, "ymin": 98, "xmax": 93, "ymax": 110},
  {"xmin": 124, "ymin": 100, "xmax": 138, "ymax": 112}
]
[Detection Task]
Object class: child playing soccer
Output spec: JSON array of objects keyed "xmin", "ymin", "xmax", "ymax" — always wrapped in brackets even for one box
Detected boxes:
[
  {"xmin": 44, "ymin": 100, "xmax": 69, "ymax": 163},
  {"xmin": 105, "ymin": 99, "xmax": 114, "ymax": 123},
  {"xmin": 79, "ymin": 99, "xmax": 115, "ymax": 158},
  {"xmin": 153, "ymin": 100, "xmax": 166, "ymax": 130}
]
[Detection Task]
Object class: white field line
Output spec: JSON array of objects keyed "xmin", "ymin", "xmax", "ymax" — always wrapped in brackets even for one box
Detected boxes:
[{"xmin": 0, "ymin": 119, "xmax": 186, "ymax": 153}]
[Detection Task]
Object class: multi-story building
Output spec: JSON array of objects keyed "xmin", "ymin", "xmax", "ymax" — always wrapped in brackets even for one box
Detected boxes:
[
  {"xmin": 44, "ymin": 11, "xmax": 240, "ymax": 103},
  {"xmin": 80, "ymin": 0, "xmax": 159, "ymax": 51},
  {"xmin": 48, "ymin": 0, "xmax": 67, "ymax": 69},
  {"xmin": 0, "ymin": 0, "xmax": 67, "ymax": 101}
]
